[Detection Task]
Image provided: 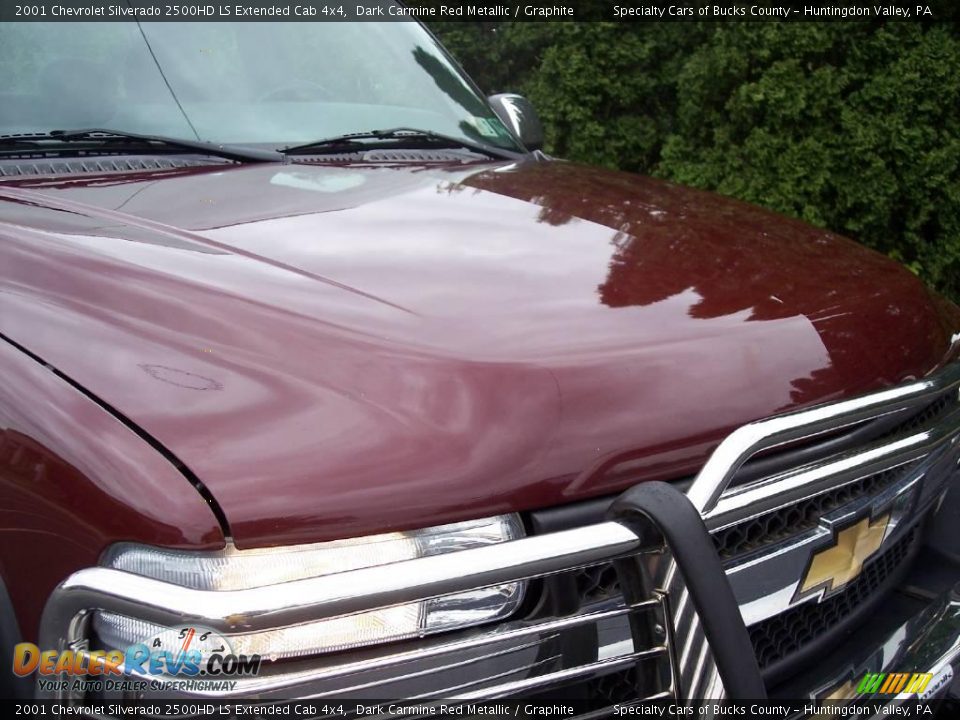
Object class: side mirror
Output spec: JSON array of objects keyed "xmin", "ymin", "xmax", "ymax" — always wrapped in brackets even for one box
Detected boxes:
[{"xmin": 487, "ymin": 93, "xmax": 544, "ymax": 152}]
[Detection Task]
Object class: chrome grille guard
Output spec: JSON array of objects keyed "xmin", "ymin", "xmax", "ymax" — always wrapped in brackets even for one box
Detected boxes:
[{"xmin": 38, "ymin": 482, "xmax": 764, "ymax": 702}]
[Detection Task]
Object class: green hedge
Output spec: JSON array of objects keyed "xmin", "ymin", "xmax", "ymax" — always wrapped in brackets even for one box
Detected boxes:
[{"xmin": 428, "ymin": 21, "xmax": 960, "ymax": 303}]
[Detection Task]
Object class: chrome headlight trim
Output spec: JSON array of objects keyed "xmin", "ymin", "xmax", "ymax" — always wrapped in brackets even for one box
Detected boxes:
[{"xmin": 94, "ymin": 515, "xmax": 526, "ymax": 659}]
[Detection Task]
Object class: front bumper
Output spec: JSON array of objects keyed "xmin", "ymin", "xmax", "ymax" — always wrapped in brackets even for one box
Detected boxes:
[
  {"xmin": 35, "ymin": 363, "xmax": 960, "ymax": 708},
  {"xmin": 809, "ymin": 580, "xmax": 960, "ymax": 702}
]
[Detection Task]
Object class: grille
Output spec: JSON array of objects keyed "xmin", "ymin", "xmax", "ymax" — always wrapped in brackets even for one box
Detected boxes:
[
  {"xmin": 567, "ymin": 380, "xmax": 958, "ymax": 682},
  {"xmin": 575, "ymin": 563, "xmax": 622, "ymax": 606},
  {"xmin": 884, "ymin": 390, "xmax": 957, "ymax": 437},
  {"xmin": 585, "ymin": 668, "xmax": 638, "ymax": 705},
  {"xmin": 570, "ymin": 464, "xmax": 916, "ymax": 607},
  {"xmin": 712, "ymin": 388, "xmax": 957, "ymax": 559},
  {"xmin": 571, "ymin": 461, "xmax": 917, "ymax": 607},
  {"xmin": 749, "ymin": 526, "xmax": 918, "ymax": 670},
  {"xmin": 712, "ymin": 463, "xmax": 916, "ymax": 559}
]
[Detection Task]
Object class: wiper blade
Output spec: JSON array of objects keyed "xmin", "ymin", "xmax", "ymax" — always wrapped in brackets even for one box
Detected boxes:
[
  {"xmin": 280, "ymin": 127, "xmax": 517, "ymax": 160},
  {"xmin": 0, "ymin": 129, "xmax": 282, "ymax": 163}
]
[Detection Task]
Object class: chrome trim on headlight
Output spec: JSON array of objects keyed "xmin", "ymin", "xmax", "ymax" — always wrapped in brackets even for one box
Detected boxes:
[{"xmin": 94, "ymin": 516, "xmax": 528, "ymax": 658}]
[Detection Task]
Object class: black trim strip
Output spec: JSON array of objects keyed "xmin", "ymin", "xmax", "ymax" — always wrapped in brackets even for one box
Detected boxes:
[{"xmin": 0, "ymin": 332, "xmax": 232, "ymax": 537}]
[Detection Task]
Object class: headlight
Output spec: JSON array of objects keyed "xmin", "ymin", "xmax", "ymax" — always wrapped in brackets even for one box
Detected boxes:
[{"xmin": 94, "ymin": 515, "xmax": 525, "ymax": 660}]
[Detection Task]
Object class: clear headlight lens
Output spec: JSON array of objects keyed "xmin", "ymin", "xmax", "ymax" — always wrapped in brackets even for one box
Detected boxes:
[{"xmin": 94, "ymin": 515, "xmax": 525, "ymax": 660}]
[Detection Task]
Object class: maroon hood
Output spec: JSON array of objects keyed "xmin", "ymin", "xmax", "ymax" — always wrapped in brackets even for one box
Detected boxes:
[{"xmin": 1, "ymin": 159, "xmax": 956, "ymax": 548}]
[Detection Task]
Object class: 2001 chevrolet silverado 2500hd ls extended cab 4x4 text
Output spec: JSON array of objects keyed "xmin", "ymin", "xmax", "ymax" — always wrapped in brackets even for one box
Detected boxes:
[{"xmin": 1, "ymin": 16, "xmax": 959, "ymax": 708}]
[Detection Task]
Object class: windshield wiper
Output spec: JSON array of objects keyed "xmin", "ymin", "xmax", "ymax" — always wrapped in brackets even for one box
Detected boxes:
[
  {"xmin": 0, "ymin": 129, "xmax": 282, "ymax": 163},
  {"xmin": 280, "ymin": 128, "xmax": 519, "ymax": 160}
]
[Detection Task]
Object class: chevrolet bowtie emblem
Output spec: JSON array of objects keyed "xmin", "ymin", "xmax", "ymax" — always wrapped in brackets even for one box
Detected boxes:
[{"xmin": 800, "ymin": 514, "xmax": 890, "ymax": 595}]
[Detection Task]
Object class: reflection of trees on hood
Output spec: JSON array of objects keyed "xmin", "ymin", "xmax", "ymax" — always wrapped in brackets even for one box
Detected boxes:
[
  {"xmin": 429, "ymin": 21, "xmax": 960, "ymax": 305},
  {"xmin": 461, "ymin": 161, "xmax": 946, "ymax": 408}
]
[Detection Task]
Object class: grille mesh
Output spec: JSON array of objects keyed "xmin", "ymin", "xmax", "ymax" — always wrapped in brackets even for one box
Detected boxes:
[
  {"xmin": 712, "ymin": 463, "xmax": 915, "ymax": 559},
  {"xmin": 573, "ymin": 462, "xmax": 916, "ymax": 605},
  {"xmin": 711, "ymin": 387, "xmax": 956, "ymax": 560},
  {"xmin": 883, "ymin": 390, "xmax": 956, "ymax": 438},
  {"xmin": 586, "ymin": 668, "xmax": 638, "ymax": 705},
  {"xmin": 748, "ymin": 526, "xmax": 917, "ymax": 670},
  {"xmin": 575, "ymin": 564, "xmax": 621, "ymax": 606}
]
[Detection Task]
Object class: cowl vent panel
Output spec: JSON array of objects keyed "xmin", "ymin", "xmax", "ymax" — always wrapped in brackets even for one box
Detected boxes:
[{"xmin": 0, "ymin": 155, "xmax": 234, "ymax": 177}]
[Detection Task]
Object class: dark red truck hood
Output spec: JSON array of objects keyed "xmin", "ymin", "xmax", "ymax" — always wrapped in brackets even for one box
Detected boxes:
[{"xmin": 1, "ymin": 159, "xmax": 956, "ymax": 548}]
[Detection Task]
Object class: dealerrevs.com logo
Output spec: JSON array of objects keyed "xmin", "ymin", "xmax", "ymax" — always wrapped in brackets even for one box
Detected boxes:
[{"xmin": 12, "ymin": 625, "xmax": 262, "ymax": 694}]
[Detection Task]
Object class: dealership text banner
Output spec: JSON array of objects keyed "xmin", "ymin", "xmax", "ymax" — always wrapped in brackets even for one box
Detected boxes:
[{"xmin": 1, "ymin": 1, "xmax": 953, "ymax": 22}]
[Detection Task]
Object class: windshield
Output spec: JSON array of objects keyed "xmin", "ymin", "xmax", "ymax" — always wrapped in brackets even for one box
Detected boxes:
[{"xmin": 0, "ymin": 19, "xmax": 522, "ymax": 152}]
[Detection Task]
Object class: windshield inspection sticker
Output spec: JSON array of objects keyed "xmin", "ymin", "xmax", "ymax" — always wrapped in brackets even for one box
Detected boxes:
[{"xmin": 470, "ymin": 117, "xmax": 504, "ymax": 138}]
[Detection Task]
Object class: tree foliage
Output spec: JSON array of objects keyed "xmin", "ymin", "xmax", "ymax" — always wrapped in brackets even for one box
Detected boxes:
[{"xmin": 428, "ymin": 21, "xmax": 960, "ymax": 302}]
